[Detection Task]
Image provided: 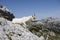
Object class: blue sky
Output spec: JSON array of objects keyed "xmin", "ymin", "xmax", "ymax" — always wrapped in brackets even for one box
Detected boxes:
[{"xmin": 0, "ymin": 0, "xmax": 60, "ymax": 19}]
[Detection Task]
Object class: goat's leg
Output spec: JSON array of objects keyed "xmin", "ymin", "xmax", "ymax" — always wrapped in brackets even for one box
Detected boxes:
[
  {"xmin": 23, "ymin": 22, "xmax": 29, "ymax": 32},
  {"xmin": 23, "ymin": 22, "xmax": 28, "ymax": 27}
]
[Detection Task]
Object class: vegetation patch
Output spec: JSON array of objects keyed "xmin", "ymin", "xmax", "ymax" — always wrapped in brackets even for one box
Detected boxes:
[{"xmin": 0, "ymin": 22, "xmax": 1, "ymax": 25}]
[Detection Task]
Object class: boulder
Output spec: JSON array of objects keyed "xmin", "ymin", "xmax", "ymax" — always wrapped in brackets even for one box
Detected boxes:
[{"xmin": 0, "ymin": 5, "xmax": 15, "ymax": 21}]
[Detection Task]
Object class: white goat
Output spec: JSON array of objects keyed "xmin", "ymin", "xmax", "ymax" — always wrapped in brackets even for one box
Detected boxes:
[{"xmin": 12, "ymin": 15, "xmax": 35, "ymax": 26}]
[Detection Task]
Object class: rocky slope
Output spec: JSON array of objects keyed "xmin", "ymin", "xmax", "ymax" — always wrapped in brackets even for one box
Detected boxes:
[
  {"xmin": 0, "ymin": 17, "xmax": 60, "ymax": 40},
  {"xmin": 0, "ymin": 17, "xmax": 44, "ymax": 40},
  {"xmin": 28, "ymin": 17, "xmax": 60, "ymax": 40}
]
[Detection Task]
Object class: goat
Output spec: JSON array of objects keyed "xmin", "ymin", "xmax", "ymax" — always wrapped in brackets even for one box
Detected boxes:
[{"xmin": 12, "ymin": 14, "xmax": 36, "ymax": 26}]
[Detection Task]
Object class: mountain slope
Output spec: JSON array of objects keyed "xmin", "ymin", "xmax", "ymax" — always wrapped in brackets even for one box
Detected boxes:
[
  {"xmin": 0, "ymin": 17, "xmax": 44, "ymax": 40},
  {"xmin": 0, "ymin": 17, "xmax": 60, "ymax": 40},
  {"xmin": 28, "ymin": 17, "xmax": 60, "ymax": 40}
]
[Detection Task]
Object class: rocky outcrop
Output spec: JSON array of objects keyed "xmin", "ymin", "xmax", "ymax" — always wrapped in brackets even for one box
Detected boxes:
[
  {"xmin": 0, "ymin": 17, "xmax": 60, "ymax": 40},
  {"xmin": 0, "ymin": 5, "xmax": 15, "ymax": 21},
  {"xmin": 0, "ymin": 17, "xmax": 44, "ymax": 40}
]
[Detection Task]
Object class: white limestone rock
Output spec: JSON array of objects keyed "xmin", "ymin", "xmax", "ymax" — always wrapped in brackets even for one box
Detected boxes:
[{"xmin": 0, "ymin": 17, "xmax": 44, "ymax": 40}]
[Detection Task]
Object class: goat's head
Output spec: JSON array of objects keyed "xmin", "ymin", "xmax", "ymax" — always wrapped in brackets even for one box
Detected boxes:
[{"xmin": 31, "ymin": 14, "xmax": 36, "ymax": 21}]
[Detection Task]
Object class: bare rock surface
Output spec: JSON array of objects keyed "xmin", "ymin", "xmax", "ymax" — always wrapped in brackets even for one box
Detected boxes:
[{"xmin": 0, "ymin": 17, "xmax": 44, "ymax": 40}]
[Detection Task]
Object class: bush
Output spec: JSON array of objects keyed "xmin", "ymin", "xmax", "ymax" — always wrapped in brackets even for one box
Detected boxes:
[{"xmin": 0, "ymin": 22, "xmax": 1, "ymax": 25}]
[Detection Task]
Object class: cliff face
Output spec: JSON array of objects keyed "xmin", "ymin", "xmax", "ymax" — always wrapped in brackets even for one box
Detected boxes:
[{"xmin": 0, "ymin": 5, "xmax": 15, "ymax": 21}]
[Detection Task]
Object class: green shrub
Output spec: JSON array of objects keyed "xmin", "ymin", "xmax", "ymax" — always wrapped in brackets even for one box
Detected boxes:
[
  {"xmin": 0, "ymin": 22, "xmax": 1, "ymax": 25},
  {"xmin": 0, "ymin": 13, "xmax": 3, "ymax": 17}
]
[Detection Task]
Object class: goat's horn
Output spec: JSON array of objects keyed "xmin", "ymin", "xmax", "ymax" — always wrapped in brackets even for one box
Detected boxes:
[{"xmin": 33, "ymin": 13, "xmax": 35, "ymax": 16}]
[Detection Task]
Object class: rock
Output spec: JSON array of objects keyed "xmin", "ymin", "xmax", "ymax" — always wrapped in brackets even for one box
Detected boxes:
[
  {"xmin": 0, "ymin": 17, "xmax": 43, "ymax": 40},
  {"xmin": 0, "ymin": 5, "xmax": 15, "ymax": 21}
]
